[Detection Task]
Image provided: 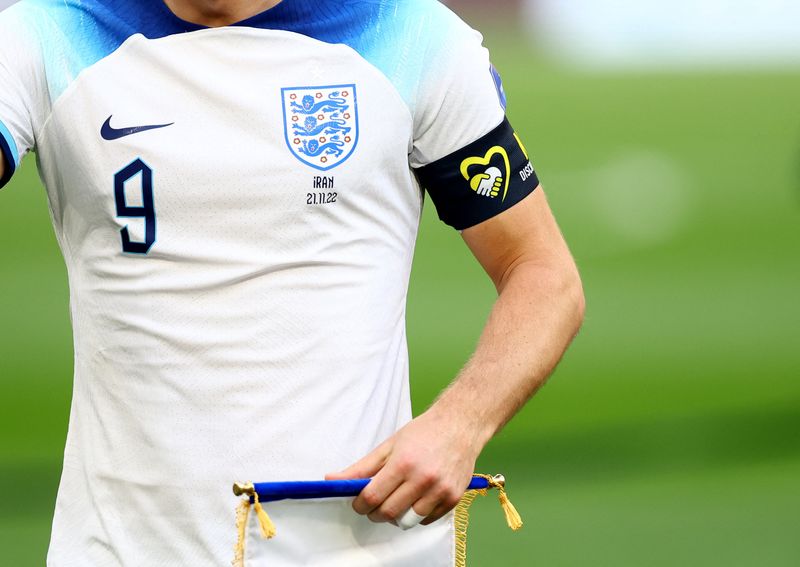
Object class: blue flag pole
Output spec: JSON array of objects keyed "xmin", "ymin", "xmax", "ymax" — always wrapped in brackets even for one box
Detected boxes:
[{"xmin": 233, "ymin": 475, "xmax": 494, "ymax": 503}]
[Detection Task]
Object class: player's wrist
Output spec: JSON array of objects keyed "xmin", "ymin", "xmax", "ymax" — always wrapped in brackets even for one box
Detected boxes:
[{"xmin": 423, "ymin": 401, "xmax": 495, "ymax": 456}]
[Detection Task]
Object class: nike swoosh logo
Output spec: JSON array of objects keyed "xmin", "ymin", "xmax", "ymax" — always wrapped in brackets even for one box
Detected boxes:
[{"xmin": 101, "ymin": 115, "xmax": 174, "ymax": 140}]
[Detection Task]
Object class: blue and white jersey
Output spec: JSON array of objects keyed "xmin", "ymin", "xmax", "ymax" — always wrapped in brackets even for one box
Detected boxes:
[{"xmin": 0, "ymin": 1, "xmax": 538, "ymax": 565}]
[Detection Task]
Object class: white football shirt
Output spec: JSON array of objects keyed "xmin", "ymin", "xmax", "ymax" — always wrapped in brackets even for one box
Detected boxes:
[{"xmin": 0, "ymin": 0, "xmax": 525, "ymax": 565}]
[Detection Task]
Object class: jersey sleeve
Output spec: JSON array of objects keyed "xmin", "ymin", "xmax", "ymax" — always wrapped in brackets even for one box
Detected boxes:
[
  {"xmin": 411, "ymin": 7, "xmax": 539, "ymax": 230},
  {"xmin": 0, "ymin": 4, "xmax": 45, "ymax": 188}
]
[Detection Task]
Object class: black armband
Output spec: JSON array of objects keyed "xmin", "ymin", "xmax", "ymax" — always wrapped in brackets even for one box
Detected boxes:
[{"xmin": 415, "ymin": 117, "xmax": 539, "ymax": 230}]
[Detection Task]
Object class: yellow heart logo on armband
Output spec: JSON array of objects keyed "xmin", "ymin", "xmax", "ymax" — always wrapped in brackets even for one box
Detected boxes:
[{"xmin": 460, "ymin": 146, "xmax": 511, "ymax": 201}]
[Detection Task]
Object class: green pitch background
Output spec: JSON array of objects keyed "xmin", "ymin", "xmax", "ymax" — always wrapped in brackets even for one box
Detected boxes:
[{"xmin": 1, "ymin": 30, "xmax": 799, "ymax": 566}]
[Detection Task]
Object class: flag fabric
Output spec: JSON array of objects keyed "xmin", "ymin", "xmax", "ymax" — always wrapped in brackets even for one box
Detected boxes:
[{"xmin": 232, "ymin": 474, "xmax": 522, "ymax": 567}]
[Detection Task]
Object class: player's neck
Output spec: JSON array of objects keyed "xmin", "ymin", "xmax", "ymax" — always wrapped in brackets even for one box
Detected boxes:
[{"xmin": 163, "ymin": 0, "xmax": 283, "ymax": 27}]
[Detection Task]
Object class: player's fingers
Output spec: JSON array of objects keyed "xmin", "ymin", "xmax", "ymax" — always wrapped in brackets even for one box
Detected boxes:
[
  {"xmin": 393, "ymin": 491, "xmax": 440, "ymax": 530},
  {"xmin": 352, "ymin": 465, "xmax": 404, "ymax": 516},
  {"xmin": 419, "ymin": 499, "xmax": 461, "ymax": 526},
  {"xmin": 417, "ymin": 485, "xmax": 464, "ymax": 526},
  {"xmin": 325, "ymin": 439, "xmax": 392, "ymax": 481},
  {"xmin": 366, "ymin": 477, "xmax": 432, "ymax": 525},
  {"xmin": 396, "ymin": 507, "xmax": 426, "ymax": 530}
]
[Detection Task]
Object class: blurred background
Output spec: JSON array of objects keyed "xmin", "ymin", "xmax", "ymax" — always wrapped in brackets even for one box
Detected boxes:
[{"xmin": 1, "ymin": 0, "xmax": 798, "ymax": 565}]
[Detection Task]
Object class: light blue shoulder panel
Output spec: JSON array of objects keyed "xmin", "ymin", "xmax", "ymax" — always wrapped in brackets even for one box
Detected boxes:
[{"xmin": 11, "ymin": 0, "xmax": 463, "ymax": 110}]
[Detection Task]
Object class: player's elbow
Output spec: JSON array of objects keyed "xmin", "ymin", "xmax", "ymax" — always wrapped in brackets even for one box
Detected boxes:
[
  {"xmin": 569, "ymin": 266, "xmax": 586, "ymax": 336},
  {"xmin": 551, "ymin": 259, "xmax": 585, "ymax": 337},
  {"xmin": 516, "ymin": 257, "xmax": 585, "ymax": 335}
]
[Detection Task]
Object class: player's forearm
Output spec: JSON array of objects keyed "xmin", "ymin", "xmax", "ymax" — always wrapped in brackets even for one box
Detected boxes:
[
  {"xmin": 333, "ymin": 201, "xmax": 584, "ymax": 527},
  {"xmin": 0, "ymin": 154, "xmax": 5, "ymax": 180},
  {"xmin": 427, "ymin": 258, "xmax": 585, "ymax": 448}
]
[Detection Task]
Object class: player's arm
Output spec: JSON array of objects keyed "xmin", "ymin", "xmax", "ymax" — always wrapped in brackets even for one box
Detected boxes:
[
  {"xmin": 329, "ymin": 1, "xmax": 584, "ymax": 526},
  {"xmin": 0, "ymin": 5, "xmax": 40, "ymax": 191},
  {"xmin": 329, "ymin": 188, "xmax": 585, "ymax": 525}
]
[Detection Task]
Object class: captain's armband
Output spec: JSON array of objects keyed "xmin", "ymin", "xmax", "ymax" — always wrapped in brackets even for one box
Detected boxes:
[{"xmin": 414, "ymin": 118, "xmax": 539, "ymax": 230}]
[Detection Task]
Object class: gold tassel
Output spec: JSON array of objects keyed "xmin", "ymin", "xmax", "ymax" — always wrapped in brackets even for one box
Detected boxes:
[
  {"xmin": 232, "ymin": 497, "xmax": 251, "ymax": 567},
  {"xmin": 453, "ymin": 488, "xmax": 487, "ymax": 567},
  {"xmin": 486, "ymin": 475, "xmax": 523, "ymax": 531},
  {"xmin": 253, "ymin": 491, "xmax": 277, "ymax": 539},
  {"xmin": 232, "ymin": 482, "xmax": 276, "ymax": 567},
  {"xmin": 454, "ymin": 474, "xmax": 524, "ymax": 567},
  {"xmin": 496, "ymin": 488, "xmax": 523, "ymax": 531}
]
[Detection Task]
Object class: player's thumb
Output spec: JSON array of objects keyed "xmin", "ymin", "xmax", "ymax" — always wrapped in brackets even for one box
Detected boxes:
[{"xmin": 325, "ymin": 440, "xmax": 392, "ymax": 480}]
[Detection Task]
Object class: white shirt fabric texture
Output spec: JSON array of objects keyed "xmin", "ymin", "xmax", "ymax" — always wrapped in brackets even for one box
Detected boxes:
[{"xmin": 0, "ymin": 0, "xmax": 508, "ymax": 565}]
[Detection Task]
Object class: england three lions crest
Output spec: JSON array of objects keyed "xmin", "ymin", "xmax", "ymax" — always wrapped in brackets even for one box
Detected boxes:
[{"xmin": 281, "ymin": 84, "xmax": 359, "ymax": 171}]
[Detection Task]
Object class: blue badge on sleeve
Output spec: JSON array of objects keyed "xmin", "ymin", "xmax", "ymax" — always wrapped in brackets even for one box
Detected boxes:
[{"xmin": 490, "ymin": 64, "xmax": 507, "ymax": 110}]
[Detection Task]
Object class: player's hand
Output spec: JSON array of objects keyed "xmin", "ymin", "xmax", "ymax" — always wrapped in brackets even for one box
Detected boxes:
[{"xmin": 325, "ymin": 408, "xmax": 487, "ymax": 527}]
